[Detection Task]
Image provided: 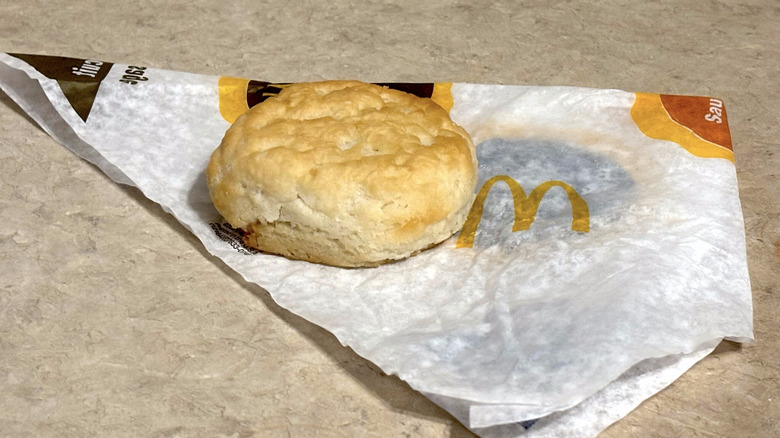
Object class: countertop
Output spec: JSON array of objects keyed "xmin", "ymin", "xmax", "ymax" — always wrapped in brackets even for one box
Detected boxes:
[{"xmin": 0, "ymin": 1, "xmax": 777, "ymax": 436}]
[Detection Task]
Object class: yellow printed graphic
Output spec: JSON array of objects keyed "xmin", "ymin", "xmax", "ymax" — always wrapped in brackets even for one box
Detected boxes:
[
  {"xmin": 431, "ymin": 82, "xmax": 454, "ymax": 113},
  {"xmin": 218, "ymin": 76, "xmax": 251, "ymax": 124},
  {"xmin": 630, "ymin": 93, "xmax": 734, "ymax": 162},
  {"xmin": 456, "ymin": 176, "xmax": 590, "ymax": 248}
]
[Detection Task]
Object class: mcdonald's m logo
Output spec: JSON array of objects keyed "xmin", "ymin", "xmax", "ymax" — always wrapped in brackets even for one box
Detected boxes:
[{"xmin": 456, "ymin": 175, "xmax": 590, "ymax": 248}]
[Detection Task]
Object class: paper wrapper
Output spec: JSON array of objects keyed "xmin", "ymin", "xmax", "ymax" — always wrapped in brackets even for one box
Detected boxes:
[{"xmin": 0, "ymin": 53, "xmax": 753, "ymax": 437}]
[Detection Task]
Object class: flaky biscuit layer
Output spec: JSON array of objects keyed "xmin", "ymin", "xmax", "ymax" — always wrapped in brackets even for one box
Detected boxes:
[{"xmin": 207, "ymin": 81, "xmax": 477, "ymax": 267}]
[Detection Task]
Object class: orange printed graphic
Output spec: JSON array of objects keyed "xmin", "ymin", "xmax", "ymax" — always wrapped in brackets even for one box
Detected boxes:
[
  {"xmin": 456, "ymin": 176, "xmax": 590, "ymax": 248},
  {"xmin": 630, "ymin": 93, "xmax": 734, "ymax": 162},
  {"xmin": 430, "ymin": 82, "xmax": 454, "ymax": 113},
  {"xmin": 218, "ymin": 76, "xmax": 251, "ymax": 124}
]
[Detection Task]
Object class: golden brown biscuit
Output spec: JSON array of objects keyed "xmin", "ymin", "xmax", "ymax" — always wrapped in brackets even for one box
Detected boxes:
[{"xmin": 206, "ymin": 80, "xmax": 477, "ymax": 267}]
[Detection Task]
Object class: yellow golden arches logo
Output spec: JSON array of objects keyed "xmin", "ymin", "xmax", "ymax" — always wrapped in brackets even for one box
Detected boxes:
[{"xmin": 455, "ymin": 176, "xmax": 590, "ymax": 248}]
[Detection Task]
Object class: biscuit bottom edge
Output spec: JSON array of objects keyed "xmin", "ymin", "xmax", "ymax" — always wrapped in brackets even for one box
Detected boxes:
[{"xmin": 240, "ymin": 220, "xmax": 458, "ymax": 269}]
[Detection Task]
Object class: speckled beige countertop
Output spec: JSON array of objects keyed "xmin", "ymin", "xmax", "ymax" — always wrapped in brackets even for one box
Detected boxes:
[{"xmin": 0, "ymin": 1, "xmax": 778, "ymax": 437}]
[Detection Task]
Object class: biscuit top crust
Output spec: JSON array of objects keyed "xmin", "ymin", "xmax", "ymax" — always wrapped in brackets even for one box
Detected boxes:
[{"xmin": 207, "ymin": 80, "xmax": 477, "ymax": 246}]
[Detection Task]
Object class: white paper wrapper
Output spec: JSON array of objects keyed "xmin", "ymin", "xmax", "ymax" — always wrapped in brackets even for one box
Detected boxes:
[{"xmin": 0, "ymin": 53, "xmax": 753, "ymax": 436}]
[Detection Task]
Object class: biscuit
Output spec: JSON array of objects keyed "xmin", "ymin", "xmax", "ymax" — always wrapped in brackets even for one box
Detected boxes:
[{"xmin": 206, "ymin": 80, "xmax": 477, "ymax": 267}]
